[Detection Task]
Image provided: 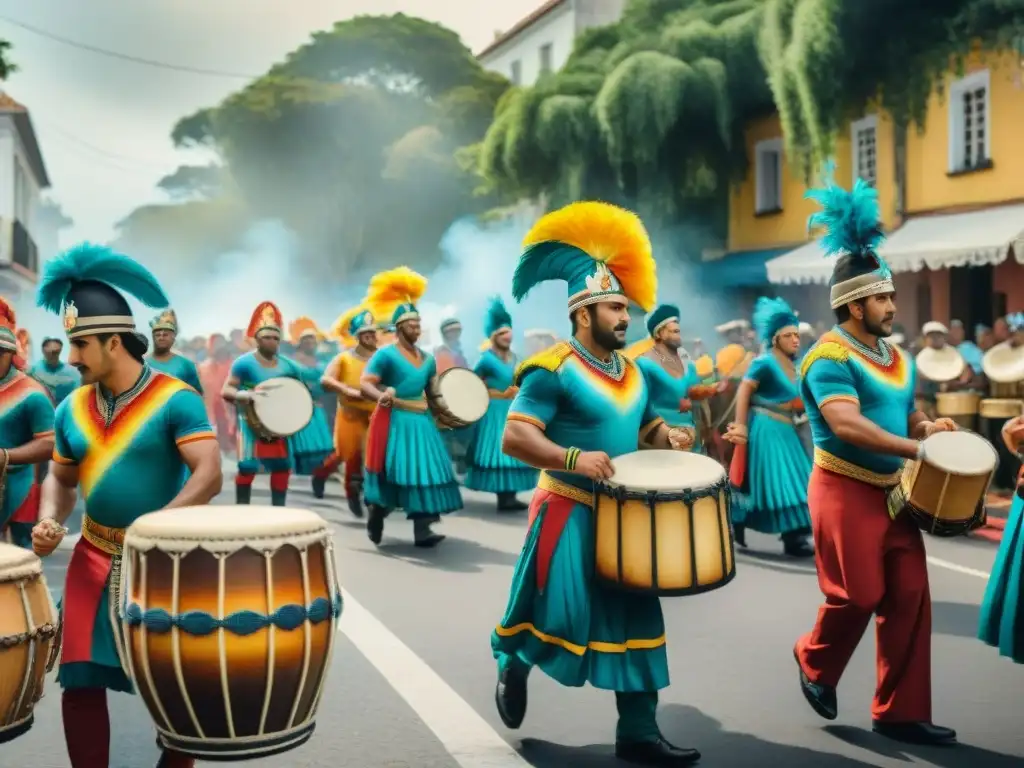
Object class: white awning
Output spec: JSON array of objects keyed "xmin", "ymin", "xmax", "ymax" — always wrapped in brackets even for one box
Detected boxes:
[{"xmin": 766, "ymin": 204, "xmax": 1024, "ymax": 285}]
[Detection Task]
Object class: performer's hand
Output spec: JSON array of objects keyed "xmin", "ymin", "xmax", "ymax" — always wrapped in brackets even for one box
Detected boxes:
[
  {"xmin": 575, "ymin": 451, "xmax": 615, "ymax": 480},
  {"xmin": 723, "ymin": 422, "xmax": 748, "ymax": 445},
  {"xmin": 924, "ymin": 418, "xmax": 957, "ymax": 436},
  {"xmin": 715, "ymin": 381, "xmax": 729, "ymax": 394},
  {"xmin": 678, "ymin": 398, "xmax": 692, "ymax": 413},
  {"xmin": 668, "ymin": 427, "xmax": 695, "ymax": 451},
  {"xmin": 1001, "ymin": 415, "xmax": 1024, "ymax": 452},
  {"xmin": 31, "ymin": 519, "xmax": 66, "ymax": 558},
  {"xmin": 378, "ymin": 387, "xmax": 396, "ymax": 407}
]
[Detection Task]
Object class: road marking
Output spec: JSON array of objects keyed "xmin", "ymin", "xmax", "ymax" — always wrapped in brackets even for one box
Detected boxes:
[
  {"xmin": 736, "ymin": 550, "xmax": 991, "ymax": 579},
  {"xmin": 926, "ymin": 556, "xmax": 989, "ymax": 579},
  {"xmin": 339, "ymin": 588, "xmax": 531, "ymax": 768}
]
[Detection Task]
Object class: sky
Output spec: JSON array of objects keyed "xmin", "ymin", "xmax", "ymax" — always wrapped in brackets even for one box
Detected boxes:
[{"xmin": 0, "ymin": 0, "xmax": 539, "ymax": 247}]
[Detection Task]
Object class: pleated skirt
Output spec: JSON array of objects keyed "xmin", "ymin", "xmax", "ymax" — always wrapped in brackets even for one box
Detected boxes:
[
  {"xmin": 289, "ymin": 405, "xmax": 334, "ymax": 475},
  {"xmin": 978, "ymin": 492, "xmax": 1024, "ymax": 663},
  {"xmin": 465, "ymin": 399, "xmax": 539, "ymax": 493}
]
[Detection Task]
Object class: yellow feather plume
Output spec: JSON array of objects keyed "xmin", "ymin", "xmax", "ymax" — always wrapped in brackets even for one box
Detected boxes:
[
  {"xmin": 522, "ymin": 201, "xmax": 656, "ymax": 312},
  {"xmin": 624, "ymin": 336, "xmax": 654, "ymax": 359},
  {"xmin": 366, "ymin": 266, "xmax": 427, "ymax": 310},
  {"xmin": 479, "ymin": 338, "xmax": 492, "ymax": 352},
  {"xmin": 331, "ymin": 304, "xmax": 365, "ymax": 346}
]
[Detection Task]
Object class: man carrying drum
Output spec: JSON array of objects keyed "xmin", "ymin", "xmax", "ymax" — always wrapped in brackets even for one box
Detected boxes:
[
  {"xmin": 491, "ymin": 201, "xmax": 700, "ymax": 766},
  {"xmin": 794, "ymin": 172, "xmax": 958, "ymax": 746},
  {"xmin": 30, "ymin": 243, "xmax": 222, "ymax": 768}
]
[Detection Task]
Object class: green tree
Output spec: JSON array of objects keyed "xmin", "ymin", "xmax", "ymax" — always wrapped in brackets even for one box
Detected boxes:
[
  {"xmin": 0, "ymin": 40, "xmax": 16, "ymax": 81},
  {"xmin": 156, "ymin": 164, "xmax": 227, "ymax": 200}
]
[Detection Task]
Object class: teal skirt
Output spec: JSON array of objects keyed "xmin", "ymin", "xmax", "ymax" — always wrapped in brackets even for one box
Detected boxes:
[
  {"xmin": 465, "ymin": 399, "xmax": 539, "ymax": 493},
  {"xmin": 731, "ymin": 410, "xmax": 811, "ymax": 534},
  {"xmin": 492, "ymin": 495, "xmax": 669, "ymax": 692},
  {"xmin": 364, "ymin": 409, "xmax": 462, "ymax": 517},
  {"xmin": 290, "ymin": 405, "xmax": 334, "ymax": 475},
  {"xmin": 978, "ymin": 492, "xmax": 1024, "ymax": 663}
]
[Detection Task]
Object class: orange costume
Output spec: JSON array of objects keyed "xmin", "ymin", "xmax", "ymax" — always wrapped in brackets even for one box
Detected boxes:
[{"xmin": 198, "ymin": 333, "xmax": 236, "ymax": 454}]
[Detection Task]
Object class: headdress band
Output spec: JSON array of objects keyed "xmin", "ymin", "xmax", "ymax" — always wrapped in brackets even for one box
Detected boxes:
[
  {"xmin": 651, "ymin": 315, "xmax": 678, "ymax": 335},
  {"xmin": 66, "ymin": 313, "xmax": 137, "ymax": 339},
  {"xmin": 829, "ymin": 272, "xmax": 894, "ymax": 309}
]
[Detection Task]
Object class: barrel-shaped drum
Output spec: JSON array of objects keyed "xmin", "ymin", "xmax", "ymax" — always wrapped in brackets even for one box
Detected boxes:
[
  {"xmin": 935, "ymin": 391, "xmax": 980, "ymax": 431},
  {"xmin": 0, "ymin": 543, "xmax": 59, "ymax": 744},
  {"xmin": 593, "ymin": 450, "xmax": 735, "ymax": 596},
  {"xmin": 120, "ymin": 506, "xmax": 342, "ymax": 761}
]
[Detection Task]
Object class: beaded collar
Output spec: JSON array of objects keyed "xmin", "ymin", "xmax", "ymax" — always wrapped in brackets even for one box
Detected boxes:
[
  {"xmin": 569, "ymin": 337, "xmax": 625, "ymax": 381},
  {"xmin": 834, "ymin": 326, "xmax": 892, "ymax": 366}
]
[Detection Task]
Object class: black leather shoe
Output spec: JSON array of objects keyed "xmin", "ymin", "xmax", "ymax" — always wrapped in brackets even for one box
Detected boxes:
[
  {"xmin": 615, "ymin": 738, "xmax": 701, "ymax": 766},
  {"xmin": 733, "ymin": 524, "xmax": 747, "ymax": 548},
  {"xmin": 367, "ymin": 505, "xmax": 386, "ymax": 545},
  {"xmin": 872, "ymin": 721, "xmax": 957, "ymax": 745},
  {"xmin": 783, "ymin": 536, "xmax": 814, "ymax": 558},
  {"xmin": 235, "ymin": 485, "xmax": 251, "ymax": 505},
  {"xmin": 311, "ymin": 476, "xmax": 326, "ymax": 499},
  {"xmin": 414, "ymin": 533, "xmax": 446, "ymax": 548},
  {"xmin": 794, "ymin": 649, "xmax": 837, "ymax": 720},
  {"xmin": 497, "ymin": 493, "xmax": 529, "ymax": 512},
  {"xmin": 495, "ymin": 664, "xmax": 528, "ymax": 729},
  {"xmin": 347, "ymin": 486, "xmax": 364, "ymax": 518}
]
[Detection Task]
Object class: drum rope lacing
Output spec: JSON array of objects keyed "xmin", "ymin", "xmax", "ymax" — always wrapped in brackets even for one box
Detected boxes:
[
  {"xmin": 123, "ymin": 593, "xmax": 343, "ymax": 636},
  {"xmin": 0, "ymin": 621, "xmax": 59, "ymax": 648}
]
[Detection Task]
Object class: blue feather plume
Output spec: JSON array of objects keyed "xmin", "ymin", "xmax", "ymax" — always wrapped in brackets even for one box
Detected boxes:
[
  {"xmin": 805, "ymin": 163, "xmax": 888, "ymax": 275},
  {"xmin": 752, "ymin": 296, "xmax": 799, "ymax": 345},
  {"xmin": 484, "ymin": 295, "xmax": 513, "ymax": 337},
  {"xmin": 512, "ymin": 242, "xmax": 589, "ymax": 302},
  {"xmin": 36, "ymin": 243, "xmax": 169, "ymax": 313}
]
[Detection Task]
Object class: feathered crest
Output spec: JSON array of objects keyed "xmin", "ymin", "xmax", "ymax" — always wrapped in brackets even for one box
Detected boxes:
[
  {"xmin": 288, "ymin": 316, "xmax": 323, "ymax": 345},
  {"xmin": 484, "ymin": 295, "xmax": 513, "ymax": 337},
  {"xmin": 752, "ymin": 296, "xmax": 799, "ymax": 344},
  {"xmin": 805, "ymin": 163, "xmax": 887, "ymax": 273},
  {"xmin": 331, "ymin": 305, "xmax": 364, "ymax": 345},
  {"xmin": 366, "ymin": 267, "xmax": 427, "ymax": 309},
  {"xmin": 0, "ymin": 295, "xmax": 15, "ymax": 329},
  {"xmin": 36, "ymin": 242, "xmax": 169, "ymax": 313},
  {"xmin": 514, "ymin": 201, "xmax": 657, "ymax": 311}
]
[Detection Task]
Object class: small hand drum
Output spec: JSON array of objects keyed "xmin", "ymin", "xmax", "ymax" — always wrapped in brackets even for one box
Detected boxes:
[
  {"xmin": 244, "ymin": 377, "xmax": 313, "ymax": 440},
  {"xmin": 429, "ymin": 368, "xmax": 489, "ymax": 428}
]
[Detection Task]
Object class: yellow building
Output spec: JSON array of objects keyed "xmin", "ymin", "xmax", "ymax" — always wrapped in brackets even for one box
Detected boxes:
[{"xmin": 721, "ymin": 49, "xmax": 1024, "ymax": 335}]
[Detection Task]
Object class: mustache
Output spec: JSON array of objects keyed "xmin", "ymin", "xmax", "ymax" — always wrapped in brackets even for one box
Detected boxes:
[{"xmin": 614, "ymin": 323, "xmax": 628, "ymax": 332}]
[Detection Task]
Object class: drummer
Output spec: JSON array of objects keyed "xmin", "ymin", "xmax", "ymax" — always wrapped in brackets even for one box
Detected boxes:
[
  {"xmin": 794, "ymin": 174, "xmax": 957, "ymax": 745},
  {"xmin": 146, "ymin": 308, "xmax": 203, "ymax": 391},
  {"xmin": 30, "ymin": 243, "xmax": 221, "ymax": 768},
  {"xmin": 492, "ymin": 202, "xmax": 700, "ymax": 766},
  {"xmin": 915, "ymin": 321, "xmax": 978, "ymax": 410}
]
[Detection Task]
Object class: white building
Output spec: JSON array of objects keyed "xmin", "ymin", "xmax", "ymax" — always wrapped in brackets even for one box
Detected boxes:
[
  {"xmin": 0, "ymin": 91, "xmax": 49, "ymax": 305},
  {"xmin": 478, "ymin": 0, "xmax": 626, "ymax": 88}
]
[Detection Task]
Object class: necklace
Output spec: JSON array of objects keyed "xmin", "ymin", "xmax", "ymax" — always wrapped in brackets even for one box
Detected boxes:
[
  {"xmin": 653, "ymin": 346, "xmax": 684, "ymax": 373},
  {"xmin": 570, "ymin": 337, "xmax": 623, "ymax": 380},
  {"xmin": 835, "ymin": 326, "xmax": 891, "ymax": 366}
]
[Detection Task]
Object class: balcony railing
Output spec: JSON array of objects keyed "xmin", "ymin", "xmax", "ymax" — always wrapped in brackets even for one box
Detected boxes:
[{"xmin": 11, "ymin": 219, "xmax": 38, "ymax": 276}]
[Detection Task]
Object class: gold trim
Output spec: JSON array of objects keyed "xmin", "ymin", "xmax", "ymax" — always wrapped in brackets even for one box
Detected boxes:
[
  {"xmin": 813, "ymin": 448, "xmax": 903, "ymax": 488},
  {"xmin": 751, "ymin": 406, "xmax": 795, "ymax": 425},
  {"xmin": 507, "ymin": 412, "xmax": 546, "ymax": 429},
  {"xmin": 537, "ymin": 471, "xmax": 592, "ymax": 507},
  {"xmin": 82, "ymin": 515, "xmax": 125, "ymax": 555},
  {"xmin": 494, "ymin": 621, "xmax": 666, "ymax": 656}
]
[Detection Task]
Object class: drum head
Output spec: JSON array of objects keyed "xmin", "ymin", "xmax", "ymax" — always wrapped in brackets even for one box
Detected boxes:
[
  {"xmin": 127, "ymin": 505, "xmax": 329, "ymax": 540},
  {"xmin": 605, "ymin": 450, "xmax": 725, "ymax": 491},
  {"xmin": 922, "ymin": 431, "xmax": 997, "ymax": 475},
  {"xmin": 253, "ymin": 377, "xmax": 314, "ymax": 435},
  {"xmin": 438, "ymin": 368, "xmax": 489, "ymax": 422},
  {"xmin": 982, "ymin": 341, "xmax": 1024, "ymax": 384},
  {"xmin": 0, "ymin": 542, "xmax": 40, "ymax": 577},
  {"xmin": 915, "ymin": 346, "xmax": 964, "ymax": 382}
]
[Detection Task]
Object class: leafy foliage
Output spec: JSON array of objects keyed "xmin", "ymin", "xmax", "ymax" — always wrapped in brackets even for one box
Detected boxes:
[
  {"xmin": 156, "ymin": 164, "xmax": 227, "ymax": 200},
  {"xmin": 0, "ymin": 40, "xmax": 16, "ymax": 81}
]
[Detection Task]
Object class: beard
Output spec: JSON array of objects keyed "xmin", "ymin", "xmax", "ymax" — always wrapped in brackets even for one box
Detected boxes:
[
  {"xmin": 593, "ymin": 322, "xmax": 627, "ymax": 351},
  {"xmin": 865, "ymin": 315, "xmax": 893, "ymax": 337}
]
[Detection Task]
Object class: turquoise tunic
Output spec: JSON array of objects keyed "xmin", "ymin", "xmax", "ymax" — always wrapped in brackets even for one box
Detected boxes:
[
  {"xmin": 229, "ymin": 352, "xmax": 304, "ymax": 474},
  {"xmin": 464, "ymin": 350, "xmax": 538, "ymax": 494},
  {"xmin": 731, "ymin": 353, "xmax": 812, "ymax": 534},
  {"xmin": 53, "ymin": 367, "xmax": 214, "ymax": 691},
  {"xmin": 27, "ymin": 360, "xmax": 80, "ymax": 405},
  {"xmin": 0, "ymin": 369, "xmax": 55, "ymax": 547},
  {"xmin": 146, "ymin": 352, "xmax": 203, "ymax": 392},
  {"xmin": 979, "ymin": 486, "xmax": 1024, "ymax": 663},
  {"xmin": 492, "ymin": 342, "xmax": 669, "ymax": 739},
  {"xmin": 635, "ymin": 354, "xmax": 703, "ymax": 452},
  {"xmin": 289, "ymin": 358, "xmax": 334, "ymax": 475},
  {"xmin": 363, "ymin": 344, "xmax": 462, "ymax": 517}
]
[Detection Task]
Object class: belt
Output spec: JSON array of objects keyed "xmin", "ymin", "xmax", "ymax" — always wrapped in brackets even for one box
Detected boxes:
[
  {"xmin": 813, "ymin": 448, "xmax": 903, "ymax": 488},
  {"xmin": 82, "ymin": 514, "xmax": 125, "ymax": 555},
  {"xmin": 487, "ymin": 386, "xmax": 518, "ymax": 400},
  {"xmin": 393, "ymin": 397, "xmax": 428, "ymax": 413},
  {"xmin": 752, "ymin": 406, "xmax": 797, "ymax": 425},
  {"xmin": 537, "ymin": 471, "xmax": 592, "ymax": 507}
]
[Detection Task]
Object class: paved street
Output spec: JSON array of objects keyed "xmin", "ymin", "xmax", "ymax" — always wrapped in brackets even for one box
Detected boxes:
[{"xmin": 6, "ymin": 473, "xmax": 1023, "ymax": 768}]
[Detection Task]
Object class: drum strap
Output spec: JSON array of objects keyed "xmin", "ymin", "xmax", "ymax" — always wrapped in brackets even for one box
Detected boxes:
[{"xmin": 81, "ymin": 515, "xmax": 125, "ymax": 556}]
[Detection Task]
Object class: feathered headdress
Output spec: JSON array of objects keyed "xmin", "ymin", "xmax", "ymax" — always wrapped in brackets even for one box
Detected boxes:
[
  {"xmin": 484, "ymin": 295, "xmax": 513, "ymax": 338},
  {"xmin": 646, "ymin": 304, "xmax": 680, "ymax": 338},
  {"xmin": 288, "ymin": 316, "xmax": 323, "ymax": 345},
  {"xmin": 0, "ymin": 296, "xmax": 16, "ymax": 330},
  {"xmin": 331, "ymin": 304, "xmax": 374, "ymax": 346},
  {"xmin": 37, "ymin": 243, "xmax": 168, "ymax": 338},
  {"xmin": 513, "ymin": 201, "xmax": 657, "ymax": 313},
  {"xmin": 1007, "ymin": 312, "xmax": 1024, "ymax": 333},
  {"xmin": 752, "ymin": 296, "xmax": 799, "ymax": 345},
  {"xmin": 365, "ymin": 267, "xmax": 427, "ymax": 327},
  {"xmin": 246, "ymin": 301, "xmax": 283, "ymax": 339},
  {"xmin": 150, "ymin": 308, "xmax": 178, "ymax": 333}
]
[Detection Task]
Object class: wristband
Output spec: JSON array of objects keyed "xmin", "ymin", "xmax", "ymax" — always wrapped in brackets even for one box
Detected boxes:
[
  {"xmin": 916, "ymin": 442, "xmax": 925, "ymax": 460},
  {"xmin": 564, "ymin": 447, "xmax": 581, "ymax": 471}
]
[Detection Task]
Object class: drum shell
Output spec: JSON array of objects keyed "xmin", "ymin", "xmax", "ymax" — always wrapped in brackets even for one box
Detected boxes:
[
  {"xmin": 979, "ymin": 398, "xmax": 1023, "ymax": 420},
  {"xmin": 935, "ymin": 392, "xmax": 980, "ymax": 431},
  {"xmin": 122, "ymin": 536, "xmax": 337, "ymax": 761},
  {"xmin": 900, "ymin": 444, "xmax": 994, "ymax": 536},
  {"xmin": 989, "ymin": 380, "xmax": 1024, "ymax": 398},
  {"xmin": 0, "ymin": 564, "xmax": 58, "ymax": 744},
  {"xmin": 593, "ymin": 481, "xmax": 735, "ymax": 596}
]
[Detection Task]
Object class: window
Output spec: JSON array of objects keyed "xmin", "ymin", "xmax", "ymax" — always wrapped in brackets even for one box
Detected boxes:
[
  {"xmin": 539, "ymin": 43, "xmax": 553, "ymax": 75},
  {"xmin": 850, "ymin": 115, "xmax": 877, "ymax": 186},
  {"xmin": 948, "ymin": 69, "xmax": 991, "ymax": 173},
  {"xmin": 510, "ymin": 60, "xmax": 521, "ymax": 85},
  {"xmin": 754, "ymin": 138, "xmax": 783, "ymax": 213}
]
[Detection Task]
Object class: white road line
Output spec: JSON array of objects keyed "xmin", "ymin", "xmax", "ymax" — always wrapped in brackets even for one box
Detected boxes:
[
  {"xmin": 926, "ymin": 556, "xmax": 989, "ymax": 579},
  {"xmin": 339, "ymin": 588, "xmax": 530, "ymax": 768},
  {"xmin": 735, "ymin": 551, "xmax": 992, "ymax": 579}
]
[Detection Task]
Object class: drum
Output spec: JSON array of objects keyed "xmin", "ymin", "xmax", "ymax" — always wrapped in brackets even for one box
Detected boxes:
[
  {"xmin": 990, "ymin": 380, "xmax": 1024, "ymax": 398},
  {"xmin": 429, "ymin": 367, "xmax": 489, "ymax": 428},
  {"xmin": 916, "ymin": 345, "xmax": 965, "ymax": 383},
  {"xmin": 120, "ymin": 506, "xmax": 342, "ymax": 761},
  {"xmin": 897, "ymin": 431, "xmax": 996, "ymax": 537},
  {"xmin": 593, "ymin": 450, "xmax": 735, "ymax": 596},
  {"xmin": 0, "ymin": 543, "xmax": 59, "ymax": 744},
  {"xmin": 980, "ymin": 399, "xmax": 1024, "ymax": 491},
  {"xmin": 935, "ymin": 392, "xmax": 980, "ymax": 431},
  {"xmin": 244, "ymin": 377, "xmax": 314, "ymax": 440}
]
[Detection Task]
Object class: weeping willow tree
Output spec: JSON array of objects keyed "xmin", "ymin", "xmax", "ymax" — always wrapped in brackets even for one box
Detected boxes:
[{"xmin": 472, "ymin": 0, "xmax": 773, "ymax": 240}]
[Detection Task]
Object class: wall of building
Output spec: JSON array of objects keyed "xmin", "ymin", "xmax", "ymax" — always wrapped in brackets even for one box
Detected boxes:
[
  {"xmin": 478, "ymin": 3, "xmax": 576, "ymax": 87},
  {"xmin": 573, "ymin": 0, "xmax": 627, "ymax": 33}
]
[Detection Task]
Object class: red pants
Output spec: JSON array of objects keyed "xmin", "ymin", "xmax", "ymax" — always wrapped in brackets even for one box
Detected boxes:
[{"xmin": 795, "ymin": 467, "xmax": 932, "ymax": 723}]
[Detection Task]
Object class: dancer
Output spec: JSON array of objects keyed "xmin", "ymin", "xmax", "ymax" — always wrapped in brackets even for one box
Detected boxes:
[
  {"xmin": 286, "ymin": 317, "xmax": 334, "ymax": 495},
  {"xmin": 360, "ymin": 267, "xmax": 462, "ymax": 547},
  {"xmin": 29, "ymin": 243, "xmax": 221, "ymax": 768},
  {"xmin": 724, "ymin": 297, "xmax": 814, "ymax": 557},
  {"xmin": 146, "ymin": 309, "xmax": 203, "ymax": 391},
  {"xmin": 0, "ymin": 300, "xmax": 56, "ymax": 548},
  {"xmin": 28, "ymin": 336, "xmax": 80, "ymax": 405},
  {"xmin": 320, "ymin": 304, "xmax": 378, "ymax": 517},
  {"xmin": 464, "ymin": 296, "xmax": 537, "ymax": 511},
  {"xmin": 492, "ymin": 201, "xmax": 699, "ymax": 766},
  {"xmin": 794, "ymin": 174, "xmax": 957, "ymax": 744},
  {"xmin": 198, "ymin": 333, "xmax": 236, "ymax": 455}
]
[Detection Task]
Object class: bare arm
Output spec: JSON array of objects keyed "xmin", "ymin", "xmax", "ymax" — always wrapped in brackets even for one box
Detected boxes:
[
  {"xmin": 502, "ymin": 420, "xmax": 571, "ymax": 470},
  {"xmin": 166, "ymin": 439, "xmax": 223, "ymax": 508},
  {"xmin": 820, "ymin": 400, "xmax": 920, "ymax": 460},
  {"xmin": 221, "ymin": 374, "xmax": 247, "ymax": 403},
  {"xmin": 39, "ymin": 461, "xmax": 80, "ymax": 525},
  {"xmin": 7, "ymin": 435, "xmax": 55, "ymax": 466},
  {"xmin": 360, "ymin": 373, "xmax": 388, "ymax": 403},
  {"xmin": 321, "ymin": 354, "xmax": 361, "ymax": 399},
  {"xmin": 732, "ymin": 379, "xmax": 756, "ymax": 427},
  {"xmin": 908, "ymin": 410, "xmax": 931, "ymax": 440}
]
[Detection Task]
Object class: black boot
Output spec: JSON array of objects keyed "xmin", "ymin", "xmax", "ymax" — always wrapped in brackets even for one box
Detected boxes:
[
  {"xmin": 794, "ymin": 648, "xmax": 837, "ymax": 720},
  {"xmin": 235, "ymin": 484, "xmax": 252, "ymax": 505},
  {"xmin": 347, "ymin": 480, "xmax": 364, "ymax": 518},
  {"xmin": 311, "ymin": 475, "xmax": 326, "ymax": 499},
  {"xmin": 413, "ymin": 518, "xmax": 445, "ymax": 548},
  {"xmin": 782, "ymin": 531, "xmax": 814, "ymax": 558},
  {"xmin": 271, "ymin": 490, "xmax": 287, "ymax": 507},
  {"xmin": 733, "ymin": 523, "xmax": 747, "ymax": 548},
  {"xmin": 615, "ymin": 738, "xmax": 702, "ymax": 766},
  {"xmin": 497, "ymin": 492, "xmax": 529, "ymax": 512},
  {"xmin": 871, "ymin": 721, "xmax": 957, "ymax": 745},
  {"xmin": 367, "ymin": 504, "xmax": 386, "ymax": 545},
  {"xmin": 494, "ymin": 662, "xmax": 528, "ymax": 729}
]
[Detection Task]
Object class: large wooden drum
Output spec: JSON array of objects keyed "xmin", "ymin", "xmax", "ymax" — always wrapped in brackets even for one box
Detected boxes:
[
  {"xmin": 935, "ymin": 392, "xmax": 980, "ymax": 431},
  {"xmin": 0, "ymin": 543, "xmax": 59, "ymax": 744},
  {"xmin": 120, "ymin": 506, "xmax": 342, "ymax": 761},
  {"xmin": 593, "ymin": 450, "xmax": 735, "ymax": 596}
]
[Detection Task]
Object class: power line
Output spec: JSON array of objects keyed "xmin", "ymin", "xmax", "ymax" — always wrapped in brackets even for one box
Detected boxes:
[
  {"xmin": 35, "ymin": 119, "xmax": 172, "ymax": 170},
  {"xmin": 0, "ymin": 13, "xmax": 260, "ymax": 79}
]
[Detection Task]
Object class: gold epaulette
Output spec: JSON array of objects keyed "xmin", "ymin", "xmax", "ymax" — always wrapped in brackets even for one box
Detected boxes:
[
  {"xmin": 799, "ymin": 341, "xmax": 849, "ymax": 378},
  {"xmin": 514, "ymin": 341, "xmax": 573, "ymax": 385}
]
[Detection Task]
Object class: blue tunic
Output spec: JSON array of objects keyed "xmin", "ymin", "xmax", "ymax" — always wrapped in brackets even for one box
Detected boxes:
[
  {"xmin": 635, "ymin": 353, "xmax": 703, "ymax": 452},
  {"xmin": 288, "ymin": 357, "xmax": 334, "ymax": 475},
  {"xmin": 363, "ymin": 344, "xmax": 462, "ymax": 516},
  {"xmin": 27, "ymin": 360, "xmax": 80, "ymax": 405},
  {"xmin": 146, "ymin": 353, "xmax": 203, "ymax": 392},
  {"xmin": 464, "ymin": 349, "xmax": 538, "ymax": 494},
  {"xmin": 731, "ymin": 353, "xmax": 812, "ymax": 534},
  {"xmin": 229, "ymin": 352, "xmax": 300, "ymax": 474}
]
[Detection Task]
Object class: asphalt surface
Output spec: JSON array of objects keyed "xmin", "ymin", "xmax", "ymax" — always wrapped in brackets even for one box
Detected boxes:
[{"xmin": 4, "ymin": 468, "xmax": 1023, "ymax": 768}]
